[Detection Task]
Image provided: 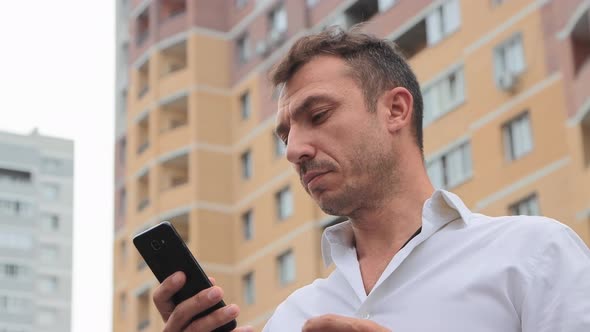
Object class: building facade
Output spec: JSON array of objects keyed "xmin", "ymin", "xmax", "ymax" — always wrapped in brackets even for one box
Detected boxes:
[
  {"xmin": 113, "ymin": 0, "xmax": 590, "ymax": 331},
  {"xmin": 0, "ymin": 129, "xmax": 74, "ymax": 332}
]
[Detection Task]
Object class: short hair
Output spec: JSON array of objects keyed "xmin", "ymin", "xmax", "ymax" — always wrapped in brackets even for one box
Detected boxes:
[{"xmin": 271, "ymin": 26, "xmax": 424, "ymax": 154}]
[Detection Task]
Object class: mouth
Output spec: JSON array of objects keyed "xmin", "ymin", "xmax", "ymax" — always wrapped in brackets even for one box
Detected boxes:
[{"xmin": 302, "ymin": 171, "xmax": 329, "ymax": 189}]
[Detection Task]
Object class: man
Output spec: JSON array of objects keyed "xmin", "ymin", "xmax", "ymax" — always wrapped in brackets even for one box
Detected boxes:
[{"xmin": 153, "ymin": 28, "xmax": 590, "ymax": 332}]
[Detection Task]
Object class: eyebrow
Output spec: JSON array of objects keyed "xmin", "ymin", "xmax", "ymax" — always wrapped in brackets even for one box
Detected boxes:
[{"xmin": 274, "ymin": 94, "xmax": 338, "ymax": 139}]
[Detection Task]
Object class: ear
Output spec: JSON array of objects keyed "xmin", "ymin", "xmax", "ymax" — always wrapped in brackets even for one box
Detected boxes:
[{"xmin": 378, "ymin": 86, "xmax": 414, "ymax": 134}]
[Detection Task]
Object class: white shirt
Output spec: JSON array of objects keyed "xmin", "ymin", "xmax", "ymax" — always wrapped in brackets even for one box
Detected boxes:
[{"xmin": 263, "ymin": 190, "xmax": 590, "ymax": 331}]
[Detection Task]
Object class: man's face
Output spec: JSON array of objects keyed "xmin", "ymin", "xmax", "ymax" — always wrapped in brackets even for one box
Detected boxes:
[{"xmin": 275, "ymin": 56, "xmax": 397, "ymax": 216}]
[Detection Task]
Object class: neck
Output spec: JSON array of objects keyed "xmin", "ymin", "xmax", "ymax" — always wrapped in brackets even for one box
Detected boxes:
[{"xmin": 349, "ymin": 157, "xmax": 434, "ymax": 261}]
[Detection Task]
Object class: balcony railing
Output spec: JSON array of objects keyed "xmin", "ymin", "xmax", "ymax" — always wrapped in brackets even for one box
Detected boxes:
[
  {"xmin": 137, "ymin": 198, "xmax": 150, "ymax": 211},
  {"xmin": 136, "ymin": 31, "xmax": 148, "ymax": 47},
  {"xmin": 138, "ymin": 85, "xmax": 149, "ymax": 98},
  {"xmin": 137, "ymin": 319, "xmax": 150, "ymax": 330},
  {"xmin": 137, "ymin": 141, "xmax": 149, "ymax": 154}
]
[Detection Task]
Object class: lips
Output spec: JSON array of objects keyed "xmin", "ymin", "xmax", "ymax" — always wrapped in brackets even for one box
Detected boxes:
[{"xmin": 302, "ymin": 170, "xmax": 329, "ymax": 188}]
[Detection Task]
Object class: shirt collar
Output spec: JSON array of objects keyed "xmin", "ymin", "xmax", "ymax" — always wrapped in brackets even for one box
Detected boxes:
[{"xmin": 320, "ymin": 189, "xmax": 473, "ymax": 267}]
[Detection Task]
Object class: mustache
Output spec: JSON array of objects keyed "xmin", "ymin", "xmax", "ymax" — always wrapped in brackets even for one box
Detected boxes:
[{"xmin": 300, "ymin": 160, "xmax": 336, "ymax": 178}]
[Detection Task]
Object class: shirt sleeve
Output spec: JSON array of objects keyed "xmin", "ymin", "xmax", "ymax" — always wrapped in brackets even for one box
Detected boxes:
[{"xmin": 521, "ymin": 225, "xmax": 590, "ymax": 331}]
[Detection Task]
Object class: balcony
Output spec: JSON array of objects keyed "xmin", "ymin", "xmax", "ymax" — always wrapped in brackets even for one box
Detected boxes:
[
  {"xmin": 136, "ymin": 172, "xmax": 150, "ymax": 212},
  {"xmin": 336, "ymin": 0, "xmax": 379, "ymax": 30},
  {"xmin": 169, "ymin": 212, "xmax": 189, "ymax": 243},
  {"xmin": 159, "ymin": 0, "xmax": 187, "ymax": 41},
  {"xmin": 137, "ymin": 60, "xmax": 150, "ymax": 99},
  {"xmin": 160, "ymin": 40, "xmax": 187, "ymax": 77},
  {"xmin": 393, "ymin": 0, "xmax": 461, "ymax": 60},
  {"xmin": 135, "ymin": 8, "xmax": 150, "ymax": 47},
  {"xmin": 159, "ymin": 0, "xmax": 186, "ymax": 21},
  {"xmin": 570, "ymin": 8, "xmax": 590, "ymax": 76},
  {"xmin": 160, "ymin": 94, "xmax": 188, "ymax": 133},
  {"xmin": 394, "ymin": 20, "xmax": 427, "ymax": 59},
  {"xmin": 159, "ymin": 154, "xmax": 191, "ymax": 210},
  {"xmin": 136, "ymin": 289, "xmax": 150, "ymax": 330},
  {"xmin": 136, "ymin": 116, "xmax": 150, "ymax": 155},
  {"xmin": 0, "ymin": 168, "xmax": 34, "ymax": 196},
  {"xmin": 160, "ymin": 154, "xmax": 188, "ymax": 191},
  {"xmin": 583, "ymin": 113, "xmax": 590, "ymax": 168}
]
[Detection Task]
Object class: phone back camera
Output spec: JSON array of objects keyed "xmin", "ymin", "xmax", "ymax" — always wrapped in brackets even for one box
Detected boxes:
[{"xmin": 150, "ymin": 239, "xmax": 165, "ymax": 251}]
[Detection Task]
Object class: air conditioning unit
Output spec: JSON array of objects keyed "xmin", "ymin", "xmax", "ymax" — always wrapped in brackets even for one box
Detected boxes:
[
  {"xmin": 497, "ymin": 71, "xmax": 518, "ymax": 92},
  {"xmin": 256, "ymin": 40, "xmax": 270, "ymax": 56}
]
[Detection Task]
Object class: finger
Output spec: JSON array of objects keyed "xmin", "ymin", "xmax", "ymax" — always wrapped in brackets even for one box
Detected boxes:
[
  {"xmin": 153, "ymin": 271, "xmax": 186, "ymax": 322},
  {"xmin": 233, "ymin": 326, "xmax": 254, "ymax": 332},
  {"xmin": 184, "ymin": 303, "xmax": 240, "ymax": 332},
  {"xmin": 164, "ymin": 286, "xmax": 225, "ymax": 332},
  {"xmin": 209, "ymin": 276, "xmax": 216, "ymax": 285}
]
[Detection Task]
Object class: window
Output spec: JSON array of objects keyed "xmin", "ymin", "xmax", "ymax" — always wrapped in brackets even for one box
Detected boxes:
[
  {"xmin": 268, "ymin": 4, "xmax": 288, "ymax": 43},
  {"xmin": 237, "ymin": 34, "xmax": 250, "ymax": 64},
  {"xmin": 119, "ymin": 138, "xmax": 127, "ymax": 164},
  {"xmin": 137, "ymin": 289, "xmax": 151, "ymax": 330},
  {"xmin": 38, "ymin": 309, "xmax": 57, "ymax": 326},
  {"xmin": 136, "ymin": 8, "xmax": 150, "ymax": 46},
  {"xmin": 0, "ymin": 232, "xmax": 33, "ymax": 250},
  {"xmin": 137, "ymin": 171, "xmax": 150, "ymax": 211},
  {"xmin": 240, "ymin": 91, "xmax": 251, "ymax": 120},
  {"xmin": 276, "ymin": 186, "xmax": 293, "ymax": 220},
  {"xmin": 277, "ymin": 249, "xmax": 295, "ymax": 286},
  {"xmin": 423, "ymin": 67, "xmax": 465, "ymax": 126},
  {"xmin": 120, "ymin": 292, "xmax": 127, "ymax": 317},
  {"xmin": 503, "ymin": 112, "xmax": 533, "ymax": 161},
  {"xmin": 119, "ymin": 188, "xmax": 127, "ymax": 217},
  {"xmin": 494, "ymin": 34, "xmax": 525, "ymax": 86},
  {"xmin": 241, "ymin": 150, "xmax": 252, "ymax": 179},
  {"xmin": 42, "ymin": 157, "xmax": 62, "ymax": 172},
  {"xmin": 242, "ymin": 210, "xmax": 253, "ymax": 240},
  {"xmin": 426, "ymin": 0, "xmax": 461, "ymax": 46},
  {"xmin": 427, "ymin": 142, "xmax": 472, "ymax": 189},
  {"xmin": 39, "ymin": 276, "xmax": 58, "ymax": 293},
  {"xmin": 242, "ymin": 272, "xmax": 255, "ymax": 305},
  {"xmin": 394, "ymin": 0, "xmax": 460, "ymax": 59},
  {"xmin": 274, "ymin": 134, "xmax": 286, "ymax": 157},
  {"xmin": 41, "ymin": 183, "xmax": 60, "ymax": 200},
  {"xmin": 120, "ymin": 240, "xmax": 128, "ymax": 265},
  {"xmin": 0, "ymin": 296, "xmax": 28, "ymax": 314},
  {"xmin": 0, "ymin": 199, "xmax": 33, "ymax": 217},
  {"xmin": 1, "ymin": 263, "xmax": 27, "ymax": 279},
  {"xmin": 41, "ymin": 213, "xmax": 60, "ymax": 231},
  {"xmin": 509, "ymin": 194, "xmax": 540, "ymax": 216},
  {"xmin": 40, "ymin": 244, "xmax": 59, "ymax": 262},
  {"xmin": 0, "ymin": 168, "xmax": 31, "ymax": 183}
]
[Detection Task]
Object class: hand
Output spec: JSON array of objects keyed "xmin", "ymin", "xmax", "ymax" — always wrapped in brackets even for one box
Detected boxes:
[
  {"xmin": 302, "ymin": 314, "xmax": 391, "ymax": 332},
  {"xmin": 153, "ymin": 271, "xmax": 253, "ymax": 332}
]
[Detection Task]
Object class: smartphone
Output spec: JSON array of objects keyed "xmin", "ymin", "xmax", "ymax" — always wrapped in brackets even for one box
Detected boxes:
[{"xmin": 133, "ymin": 221, "xmax": 237, "ymax": 332}]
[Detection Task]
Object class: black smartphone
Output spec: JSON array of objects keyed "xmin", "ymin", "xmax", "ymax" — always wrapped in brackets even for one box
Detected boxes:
[{"xmin": 133, "ymin": 221, "xmax": 237, "ymax": 332}]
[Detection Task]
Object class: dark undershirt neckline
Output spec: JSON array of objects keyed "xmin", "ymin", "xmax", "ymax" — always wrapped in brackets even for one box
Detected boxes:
[{"xmin": 400, "ymin": 226, "xmax": 422, "ymax": 250}]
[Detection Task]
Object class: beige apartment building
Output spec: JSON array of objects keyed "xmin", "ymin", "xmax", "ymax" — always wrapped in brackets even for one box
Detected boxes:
[{"xmin": 113, "ymin": 0, "xmax": 590, "ymax": 331}]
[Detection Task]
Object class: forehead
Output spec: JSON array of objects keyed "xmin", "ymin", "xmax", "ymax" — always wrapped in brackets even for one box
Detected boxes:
[{"xmin": 275, "ymin": 56, "xmax": 354, "ymax": 124}]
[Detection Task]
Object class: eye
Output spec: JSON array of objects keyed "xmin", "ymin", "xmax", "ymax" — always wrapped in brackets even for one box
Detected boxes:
[{"xmin": 311, "ymin": 112, "xmax": 326, "ymax": 124}]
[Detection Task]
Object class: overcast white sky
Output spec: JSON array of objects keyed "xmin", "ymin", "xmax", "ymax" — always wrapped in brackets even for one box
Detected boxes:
[{"xmin": 0, "ymin": 1, "xmax": 115, "ymax": 331}]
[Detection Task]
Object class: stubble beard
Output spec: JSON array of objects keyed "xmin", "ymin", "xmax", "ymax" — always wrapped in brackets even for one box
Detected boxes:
[{"xmin": 316, "ymin": 138, "xmax": 397, "ymax": 218}]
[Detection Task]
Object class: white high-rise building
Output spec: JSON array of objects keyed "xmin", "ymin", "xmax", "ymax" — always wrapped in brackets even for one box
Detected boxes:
[{"xmin": 0, "ymin": 129, "xmax": 74, "ymax": 332}]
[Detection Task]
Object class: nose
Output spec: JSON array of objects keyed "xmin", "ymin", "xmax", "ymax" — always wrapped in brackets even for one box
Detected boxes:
[{"xmin": 285, "ymin": 127, "xmax": 316, "ymax": 165}]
